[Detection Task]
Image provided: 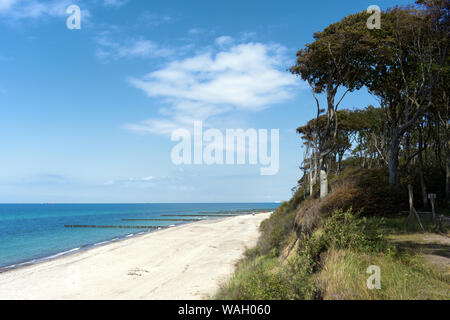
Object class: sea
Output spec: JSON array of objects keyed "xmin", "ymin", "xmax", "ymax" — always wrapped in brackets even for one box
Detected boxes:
[{"xmin": 0, "ymin": 203, "xmax": 279, "ymax": 272}]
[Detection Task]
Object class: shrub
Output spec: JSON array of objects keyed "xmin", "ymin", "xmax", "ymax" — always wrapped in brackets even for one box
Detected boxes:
[
  {"xmin": 322, "ymin": 208, "xmax": 388, "ymax": 252},
  {"xmin": 216, "ymin": 250, "xmax": 318, "ymax": 300},
  {"xmin": 326, "ymin": 168, "xmax": 407, "ymax": 216}
]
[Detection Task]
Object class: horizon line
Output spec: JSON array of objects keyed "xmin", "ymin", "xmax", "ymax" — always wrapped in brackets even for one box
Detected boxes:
[{"xmin": 0, "ymin": 201, "xmax": 283, "ymax": 205}]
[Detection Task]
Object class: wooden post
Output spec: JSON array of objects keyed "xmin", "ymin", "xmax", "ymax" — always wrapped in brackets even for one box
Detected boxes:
[
  {"xmin": 428, "ymin": 193, "xmax": 437, "ymax": 221},
  {"xmin": 408, "ymin": 185, "xmax": 414, "ymax": 210},
  {"xmin": 406, "ymin": 185, "xmax": 414, "ymax": 231},
  {"xmin": 406, "ymin": 185, "xmax": 425, "ymax": 232}
]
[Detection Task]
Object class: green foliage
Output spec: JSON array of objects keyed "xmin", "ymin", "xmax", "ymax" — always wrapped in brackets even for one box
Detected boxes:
[
  {"xmin": 216, "ymin": 249, "xmax": 317, "ymax": 300},
  {"xmin": 293, "ymin": 3, "xmax": 449, "ymax": 194},
  {"xmin": 321, "ymin": 208, "xmax": 389, "ymax": 253}
]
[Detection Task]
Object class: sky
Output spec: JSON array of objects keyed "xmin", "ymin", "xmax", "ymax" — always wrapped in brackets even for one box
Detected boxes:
[{"xmin": 0, "ymin": 0, "xmax": 413, "ymax": 203}]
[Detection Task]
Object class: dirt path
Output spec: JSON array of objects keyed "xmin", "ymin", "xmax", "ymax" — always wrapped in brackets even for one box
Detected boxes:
[{"xmin": 390, "ymin": 233, "xmax": 450, "ymax": 275}]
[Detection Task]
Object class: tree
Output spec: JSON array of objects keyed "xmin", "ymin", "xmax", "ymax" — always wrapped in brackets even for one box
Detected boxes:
[
  {"xmin": 290, "ymin": 14, "xmax": 367, "ymax": 197},
  {"xmin": 293, "ymin": 2, "xmax": 449, "ymax": 205},
  {"xmin": 358, "ymin": 5, "xmax": 449, "ymax": 187}
]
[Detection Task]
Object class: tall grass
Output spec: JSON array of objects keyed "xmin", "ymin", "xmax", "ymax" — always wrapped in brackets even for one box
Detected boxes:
[{"xmin": 318, "ymin": 249, "xmax": 450, "ymax": 300}]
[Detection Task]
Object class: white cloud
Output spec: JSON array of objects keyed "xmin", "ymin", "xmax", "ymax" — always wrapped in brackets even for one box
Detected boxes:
[
  {"xmin": 188, "ymin": 28, "xmax": 205, "ymax": 35},
  {"xmin": 138, "ymin": 12, "xmax": 173, "ymax": 27},
  {"xmin": 215, "ymin": 35, "xmax": 233, "ymax": 47},
  {"xmin": 104, "ymin": 176, "xmax": 155, "ymax": 187},
  {"xmin": 96, "ymin": 36, "xmax": 174, "ymax": 61},
  {"xmin": 103, "ymin": 0, "xmax": 128, "ymax": 7},
  {"xmin": 168, "ymin": 185, "xmax": 195, "ymax": 191},
  {"xmin": 239, "ymin": 32, "xmax": 257, "ymax": 41},
  {"xmin": 0, "ymin": 0, "xmax": 19, "ymax": 11},
  {"xmin": 0, "ymin": 0, "xmax": 89, "ymax": 21},
  {"xmin": 124, "ymin": 118, "xmax": 185, "ymax": 136},
  {"xmin": 125, "ymin": 42, "xmax": 298, "ymax": 136}
]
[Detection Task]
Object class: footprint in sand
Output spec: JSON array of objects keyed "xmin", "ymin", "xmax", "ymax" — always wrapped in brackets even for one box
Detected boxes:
[{"xmin": 127, "ymin": 268, "xmax": 150, "ymax": 277}]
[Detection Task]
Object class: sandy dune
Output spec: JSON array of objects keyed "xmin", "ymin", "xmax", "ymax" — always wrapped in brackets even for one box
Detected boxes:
[{"xmin": 0, "ymin": 213, "xmax": 270, "ymax": 300}]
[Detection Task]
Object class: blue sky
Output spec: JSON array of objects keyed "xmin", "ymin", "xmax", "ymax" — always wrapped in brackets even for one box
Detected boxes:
[{"xmin": 0, "ymin": 0, "xmax": 412, "ymax": 203}]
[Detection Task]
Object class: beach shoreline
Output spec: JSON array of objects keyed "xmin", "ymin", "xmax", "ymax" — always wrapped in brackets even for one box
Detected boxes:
[
  {"xmin": 0, "ymin": 212, "xmax": 271, "ymax": 300},
  {"xmin": 0, "ymin": 222, "xmax": 187, "ymax": 274}
]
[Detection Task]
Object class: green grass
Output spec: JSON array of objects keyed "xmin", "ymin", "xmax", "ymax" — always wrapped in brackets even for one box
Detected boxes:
[{"xmin": 317, "ymin": 248, "xmax": 450, "ymax": 300}]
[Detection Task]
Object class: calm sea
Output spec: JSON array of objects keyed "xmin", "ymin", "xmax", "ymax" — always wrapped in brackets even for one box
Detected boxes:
[{"xmin": 0, "ymin": 203, "xmax": 279, "ymax": 271}]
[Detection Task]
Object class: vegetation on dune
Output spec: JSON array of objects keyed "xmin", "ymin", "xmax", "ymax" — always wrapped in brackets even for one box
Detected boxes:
[
  {"xmin": 216, "ymin": 171, "xmax": 450, "ymax": 300},
  {"xmin": 216, "ymin": 0, "xmax": 449, "ymax": 301}
]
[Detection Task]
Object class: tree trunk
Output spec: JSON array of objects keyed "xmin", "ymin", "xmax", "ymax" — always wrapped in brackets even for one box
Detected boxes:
[
  {"xmin": 418, "ymin": 151, "xmax": 428, "ymax": 208},
  {"xmin": 319, "ymin": 158, "xmax": 328, "ymax": 198},
  {"xmin": 446, "ymin": 137, "xmax": 450, "ymax": 206},
  {"xmin": 445, "ymin": 111, "xmax": 450, "ymax": 206},
  {"xmin": 388, "ymin": 131, "xmax": 401, "ymax": 188},
  {"xmin": 337, "ymin": 152, "xmax": 343, "ymax": 174},
  {"xmin": 418, "ymin": 125, "xmax": 428, "ymax": 208},
  {"xmin": 314, "ymin": 150, "xmax": 318, "ymax": 185},
  {"xmin": 303, "ymin": 177, "xmax": 306, "ymax": 200}
]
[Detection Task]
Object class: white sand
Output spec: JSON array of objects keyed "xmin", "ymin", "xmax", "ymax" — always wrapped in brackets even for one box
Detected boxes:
[{"xmin": 0, "ymin": 213, "xmax": 271, "ymax": 300}]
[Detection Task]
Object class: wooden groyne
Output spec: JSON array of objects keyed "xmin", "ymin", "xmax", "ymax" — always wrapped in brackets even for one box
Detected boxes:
[
  {"xmin": 198, "ymin": 210, "xmax": 273, "ymax": 214},
  {"xmin": 64, "ymin": 225, "xmax": 170, "ymax": 229},
  {"xmin": 122, "ymin": 219, "xmax": 202, "ymax": 222},
  {"xmin": 161, "ymin": 214, "xmax": 242, "ymax": 217}
]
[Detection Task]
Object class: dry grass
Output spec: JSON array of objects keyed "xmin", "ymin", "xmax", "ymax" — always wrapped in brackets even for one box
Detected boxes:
[{"xmin": 294, "ymin": 198, "xmax": 324, "ymax": 236}]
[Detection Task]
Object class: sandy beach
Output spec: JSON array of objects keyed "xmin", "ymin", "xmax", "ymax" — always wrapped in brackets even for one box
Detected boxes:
[{"xmin": 0, "ymin": 213, "xmax": 270, "ymax": 300}]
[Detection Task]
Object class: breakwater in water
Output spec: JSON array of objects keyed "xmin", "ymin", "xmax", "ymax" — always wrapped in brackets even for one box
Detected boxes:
[
  {"xmin": 64, "ymin": 225, "xmax": 170, "ymax": 229},
  {"xmin": 0, "ymin": 203, "xmax": 280, "ymax": 271}
]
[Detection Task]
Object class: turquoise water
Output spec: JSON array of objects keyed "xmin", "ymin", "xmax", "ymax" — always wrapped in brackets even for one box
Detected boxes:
[{"xmin": 0, "ymin": 203, "xmax": 278, "ymax": 271}]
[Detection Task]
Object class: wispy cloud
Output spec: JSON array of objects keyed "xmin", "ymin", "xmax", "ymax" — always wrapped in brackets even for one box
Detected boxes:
[
  {"xmin": 125, "ymin": 38, "xmax": 299, "ymax": 136},
  {"xmin": 188, "ymin": 28, "xmax": 205, "ymax": 35},
  {"xmin": 6, "ymin": 173, "xmax": 73, "ymax": 187},
  {"xmin": 103, "ymin": 0, "xmax": 128, "ymax": 8},
  {"xmin": 239, "ymin": 32, "xmax": 257, "ymax": 41},
  {"xmin": 215, "ymin": 35, "xmax": 233, "ymax": 47},
  {"xmin": 95, "ymin": 34, "xmax": 174, "ymax": 62},
  {"xmin": 103, "ymin": 175, "xmax": 197, "ymax": 192},
  {"xmin": 104, "ymin": 176, "xmax": 155, "ymax": 188},
  {"xmin": 168, "ymin": 185, "xmax": 195, "ymax": 192},
  {"xmin": 0, "ymin": 0, "xmax": 84, "ymax": 20},
  {"xmin": 0, "ymin": 0, "xmax": 20, "ymax": 11},
  {"xmin": 137, "ymin": 11, "xmax": 174, "ymax": 27}
]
